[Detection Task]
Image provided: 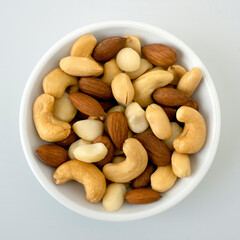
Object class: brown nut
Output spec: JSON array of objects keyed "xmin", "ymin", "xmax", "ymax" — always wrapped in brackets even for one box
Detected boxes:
[
  {"xmin": 79, "ymin": 77, "xmax": 113, "ymax": 100},
  {"xmin": 93, "ymin": 36, "xmax": 126, "ymax": 62},
  {"xmin": 125, "ymin": 188, "xmax": 162, "ymax": 204},
  {"xmin": 56, "ymin": 131, "xmax": 79, "ymax": 148},
  {"xmin": 36, "ymin": 144, "xmax": 68, "ymax": 167},
  {"xmin": 134, "ymin": 132, "xmax": 171, "ymax": 166},
  {"xmin": 142, "ymin": 44, "xmax": 177, "ymax": 67},
  {"xmin": 131, "ymin": 163, "xmax": 155, "ymax": 189},
  {"xmin": 162, "ymin": 107, "xmax": 176, "ymax": 121},
  {"xmin": 93, "ymin": 136, "xmax": 115, "ymax": 168},
  {"xmin": 107, "ymin": 112, "xmax": 128, "ymax": 150}
]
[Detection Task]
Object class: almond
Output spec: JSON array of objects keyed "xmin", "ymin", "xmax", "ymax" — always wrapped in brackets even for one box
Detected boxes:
[
  {"xmin": 93, "ymin": 36, "xmax": 126, "ymax": 62},
  {"xmin": 134, "ymin": 132, "xmax": 171, "ymax": 166},
  {"xmin": 36, "ymin": 144, "xmax": 67, "ymax": 167},
  {"xmin": 79, "ymin": 77, "xmax": 113, "ymax": 100},
  {"xmin": 107, "ymin": 112, "xmax": 128, "ymax": 150},
  {"xmin": 93, "ymin": 136, "xmax": 115, "ymax": 168},
  {"xmin": 99, "ymin": 101, "xmax": 115, "ymax": 112},
  {"xmin": 131, "ymin": 163, "xmax": 155, "ymax": 188},
  {"xmin": 153, "ymin": 87, "xmax": 198, "ymax": 110},
  {"xmin": 69, "ymin": 92, "xmax": 105, "ymax": 117},
  {"xmin": 125, "ymin": 188, "xmax": 162, "ymax": 204},
  {"xmin": 142, "ymin": 44, "xmax": 177, "ymax": 67},
  {"xmin": 162, "ymin": 107, "xmax": 176, "ymax": 121},
  {"xmin": 56, "ymin": 131, "xmax": 79, "ymax": 148},
  {"xmin": 183, "ymin": 97, "xmax": 199, "ymax": 110}
]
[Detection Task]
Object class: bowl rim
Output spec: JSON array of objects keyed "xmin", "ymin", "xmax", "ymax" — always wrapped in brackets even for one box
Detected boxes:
[{"xmin": 19, "ymin": 20, "xmax": 221, "ymax": 222}]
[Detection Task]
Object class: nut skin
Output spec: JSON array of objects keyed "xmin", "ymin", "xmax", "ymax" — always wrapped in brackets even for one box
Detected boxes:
[
  {"xmin": 134, "ymin": 132, "xmax": 171, "ymax": 166},
  {"xmin": 173, "ymin": 106, "xmax": 207, "ymax": 154},
  {"xmin": 79, "ymin": 77, "xmax": 113, "ymax": 100},
  {"xmin": 53, "ymin": 160, "xmax": 106, "ymax": 203},
  {"xmin": 151, "ymin": 165, "xmax": 177, "ymax": 192},
  {"xmin": 69, "ymin": 92, "xmax": 105, "ymax": 117},
  {"xmin": 93, "ymin": 36, "xmax": 126, "ymax": 62},
  {"xmin": 153, "ymin": 87, "xmax": 199, "ymax": 110},
  {"xmin": 33, "ymin": 94, "xmax": 71, "ymax": 142},
  {"xmin": 70, "ymin": 33, "xmax": 97, "ymax": 57},
  {"xmin": 125, "ymin": 188, "xmax": 162, "ymax": 204},
  {"xmin": 131, "ymin": 163, "xmax": 155, "ymax": 189},
  {"xmin": 43, "ymin": 68, "xmax": 78, "ymax": 99},
  {"xmin": 142, "ymin": 44, "xmax": 177, "ymax": 67},
  {"xmin": 93, "ymin": 136, "xmax": 115, "ymax": 168},
  {"xmin": 36, "ymin": 144, "xmax": 68, "ymax": 167},
  {"xmin": 162, "ymin": 107, "xmax": 176, "ymax": 121},
  {"xmin": 102, "ymin": 138, "xmax": 148, "ymax": 183},
  {"xmin": 107, "ymin": 112, "xmax": 128, "ymax": 150},
  {"xmin": 56, "ymin": 131, "xmax": 79, "ymax": 148}
]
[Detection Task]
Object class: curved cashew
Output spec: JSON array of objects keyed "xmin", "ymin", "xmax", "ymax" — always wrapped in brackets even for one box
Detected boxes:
[
  {"xmin": 151, "ymin": 165, "xmax": 177, "ymax": 192},
  {"xmin": 73, "ymin": 143, "xmax": 108, "ymax": 163},
  {"xmin": 102, "ymin": 183, "xmax": 126, "ymax": 212},
  {"xmin": 126, "ymin": 58, "xmax": 152, "ymax": 79},
  {"xmin": 102, "ymin": 138, "xmax": 148, "ymax": 183},
  {"xmin": 125, "ymin": 102, "xmax": 149, "ymax": 133},
  {"xmin": 60, "ymin": 56, "xmax": 103, "ymax": 77},
  {"xmin": 146, "ymin": 104, "xmax": 171, "ymax": 140},
  {"xmin": 163, "ymin": 122, "xmax": 182, "ymax": 151},
  {"xmin": 53, "ymin": 160, "xmax": 106, "ymax": 203},
  {"xmin": 177, "ymin": 67, "xmax": 202, "ymax": 96},
  {"xmin": 68, "ymin": 139, "xmax": 91, "ymax": 160},
  {"xmin": 33, "ymin": 94, "xmax": 71, "ymax": 142},
  {"xmin": 168, "ymin": 65, "xmax": 187, "ymax": 85},
  {"xmin": 111, "ymin": 73, "xmax": 135, "ymax": 105},
  {"xmin": 171, "ymin": 151, "xmax": 191, "ymax": 178},
  {"xmin": 70, "ymin": 33, "xmax": 97, "ymax": 57},
  {"xmin": 53, "ymin": 92, "xmax": 77, "ymax": 122},
  {"xmin": 173, "ymin": 106, "xmax": 207, "ymax": 154},
  {"xmin": 73, "ymin": 120, "xmax": 104, "ymax": 141},
  {"xmin": 43, "ymin": 68, "xmax": 78, "ymax": 99},
  {"xmin": 133, "ymin": 70, "xmax": 173, "ymax": 107},
  {"xmin": 124, "ymin": 36, "xmax": 141, "ymax": 55},
  {"xmin": 101, "ymin": 59, "xmax": 122, "ymax": 86}
]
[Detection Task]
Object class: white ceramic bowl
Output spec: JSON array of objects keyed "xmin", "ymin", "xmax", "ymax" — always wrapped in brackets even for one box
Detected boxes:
[{"xmin": 19, "ymin": 21, "xmax": 221, "ymax": 222}]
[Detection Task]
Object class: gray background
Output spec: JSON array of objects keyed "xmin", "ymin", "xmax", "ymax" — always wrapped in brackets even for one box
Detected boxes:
[{"xmin": 1, "ymin": 0, "xmax": 239, "ymax": 239}]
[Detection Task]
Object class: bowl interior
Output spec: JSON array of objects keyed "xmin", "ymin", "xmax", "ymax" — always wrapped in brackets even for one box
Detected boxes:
[{"xmin": 20, "ymin": 21, "xmax": 220, "ymax": 221}]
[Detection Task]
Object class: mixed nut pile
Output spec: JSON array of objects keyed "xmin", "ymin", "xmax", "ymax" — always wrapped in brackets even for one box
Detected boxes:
[{"xmin": 33, "ymin": 33, "xmax": 207, "ymax": 212}]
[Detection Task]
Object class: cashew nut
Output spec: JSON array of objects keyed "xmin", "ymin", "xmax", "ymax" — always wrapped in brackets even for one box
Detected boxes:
[
  {"xmin": 116, "ymin": 48, "xmax": 141, "ymax": 72},
  {"xmin": 53, "ymin": 160, "xmax": 106, "ymax": 203},
  {"xmin": 59, "ymin": 56, "xmax": 103, "ymax": 77},
  {"xmin": 147, "ymin": 66, "xmax": 165, "ymax": 72},
  {"xmin": 126, "ymin": 58, "xmax": 153, "ymax": 79},
  {"xmin": 146, "ymin": 104, "xmax": 171, "ymax": 140},
  {"xmin": 151, "ymin": 165, "xmax": 177, "ymax": 192},
  {"xmin": 124, "ymin": 36, "xmax": 141, "ymax": 55},
  {"xmin": 102, "ymin": 183, "xmax": 126, "ymax": 212},
  {"xmin": 73, "ymin": 143, "xmax": 108, "ymax": 163},
  {"xmin": 171, "ymin": 151, "xmax": 191, "ymax": 178},
  {"xmin": 101, "ymin": 59, "xmax": 122, "ymax": 86},
  {"xmin": 168, "ymin": 65, "xmax": 187, "ymax": 85},
  {"xmin": 102, "ymin": 138, "xmax": 148, "ymax": 183},
  {"xmin": 43, "ymin": 68, "xmax": 78, "ymax": 99},
  {"xmin": 73, "ymin": 120, "xmax": 104, "ymax": 141},
  {"xmin": 163, "ymin": 122, "xmax": 182, "ymax": 151},
  {"xmin": 177, "ymin": 67, "xmax": 202, "ymax": 96},
  {"xmin": 68, "ymin": 139, "xmax": 91, "ymax": 160},
  {"xmin": 33, "ymin": 93, "xmax": 71, "ymax": 142},
  {"xmin": 53, "ymin": 92, "xmax": 77, "ymax": 122},
  {"xmin": 173, "ymin": 106, "xmax": 207, "ymax": 154},
  {"xmin": 125, "ymin": 102, "xmax": 149, "ymax": 133},
  {"xmin": 133, "ymin": 70, "xmax": 173, "ymax": 107},
  {"xmin": 111, "ymin": 73, "xmax": 135, "ymax": 105},
  {"xmin": 70, "ymin": 33, "xmax": 97, "ymax": 57}
]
